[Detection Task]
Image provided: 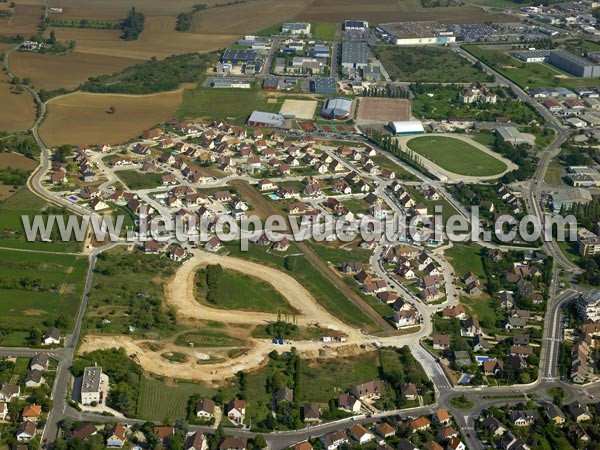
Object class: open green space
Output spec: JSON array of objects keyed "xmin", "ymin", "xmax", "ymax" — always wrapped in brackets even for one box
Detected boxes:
[
  {"xmin": 369, "ymin": 154, "xmax": 418, "ymax": 181},
  {"xmin": 463, "ymin": 45, "xmax": 600, "ymax": 89},
  {"xmin": 195, "ymin": 264, "xmax": 296, "ymax": 314},
  {"xmin": 407, "ymin": 135, "xmax": 507, "ymax": 176},
  {"xmin": 312, "ymin": 22, "xmax": 337, "ymax": 41},
  {"xmin": 460, "ymin": 296, "xmax": 498, "ymax": 333},
  {"xmin": 445, "ymin": 243, "xmax": 486, "ymax": 278},
  {"xmin": 0, "ymin": 249, "xmax": 87, "ymax": 346},
  {"xmin": 373, "ymin": 45, "xmax": 486, "ymax": 83},
  {"xmin": 305, "ymin": 241, "xmax": 372, "ymax": 265},
  {"xmin": 0, "ymin": 188, "xmax": 82, "ymax": 252},
  {"xmin": 411, "ymin": 84, "xmax": 540, "ymax": 124},
  {"xmin": 84, "ymin": 248, "xmax": 178, "ymax": 337},
  {"xmin": 224, "ymin": 243, "xmax": 376, "ymax": 331},
  {"xmin": 544, "ymin": 161, "xmax": 565, "ymax": 185},
  {"xmin": 116, "ymin": 170, "xmax": 166, "ymax": 190},
  {"xmin": 175, "ymin": 329, "xmax": 243, "ymax": 348},
  {"xmin": 176, "ymin": 85, "xmax": 281, "ymax": 124}
]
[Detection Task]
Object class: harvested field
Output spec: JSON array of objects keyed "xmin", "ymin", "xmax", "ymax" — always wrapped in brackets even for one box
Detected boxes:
[
  {"xmin": 279, "ymin": 99, "xmax": 317, "ymax": 120},
  {"xmin": 10, "ymin": 51, "xmax": 142, "ymax": 91},
  {"xmin": 356, "ymin": 98, "xmax": 411, "ymax": 124},
  {"xmin": 0, "ymin": 185, "xmax": 17, "ymax": 201},
  {"xmin": 47, "ymin": 0, "xmax": 232, "ymax": 20},
  {"xmin": 50, "ymin": 18, "xmax": 238, "ymax": 59},
  {"xmin": 0, "ymin": 84, "xmax": 36, "ymax": 132},
  {"xmin": 191, "ymin": 0, "xmax": 311, "ymax": 34},
  {"xmin": 0, "ymin": 153, "xmax": 36, "ymax": 170},
  {"xmin": 0, "ymin": 2, "xmax": 44, "ymax": 37},
  {"xmin": 40, "ymin": 90, "xmax": 184, "ymax": 147},
  {"xmin": 293, "ymin": 0, "xmax": 516, "ymax": 24}
]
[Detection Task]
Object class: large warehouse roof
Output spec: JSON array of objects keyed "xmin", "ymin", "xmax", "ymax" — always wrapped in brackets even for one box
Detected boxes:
[{"xmin": 388, "ymin": 120, "xmax": 425, "ymax": 134}]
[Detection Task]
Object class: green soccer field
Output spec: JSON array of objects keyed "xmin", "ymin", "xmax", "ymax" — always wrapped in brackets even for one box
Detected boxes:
[{"xmin": 407, "ymin": 135, "xmax": 508, "ymax": 177}]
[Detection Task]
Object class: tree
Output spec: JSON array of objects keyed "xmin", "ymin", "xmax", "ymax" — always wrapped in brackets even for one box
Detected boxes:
[
  {"xmin": 107, "ymin": 105, "xmax": 116, "ymax": 114},
  {"xmin": 49, "ymin": 30, "xmax": 57, "ymax": 45},
  {"xmin": 253, "ymin": 435, "xmax": 267, "ymax": 449}
]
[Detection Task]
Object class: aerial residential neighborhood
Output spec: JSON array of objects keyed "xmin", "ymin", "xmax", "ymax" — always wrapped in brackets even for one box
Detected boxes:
[{"xmin": 3, "ymin": 0, "xmax": 600, "ymax": 449}]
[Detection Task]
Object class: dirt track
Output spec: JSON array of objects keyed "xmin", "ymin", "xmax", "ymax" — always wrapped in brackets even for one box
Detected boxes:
[
  {"xmin": 167, "ymin": 250, "xmax": 355, "ymax": 334},
  {"xmin": 81, "ymin": 250, "xmax": 423, "ymax": 382}
]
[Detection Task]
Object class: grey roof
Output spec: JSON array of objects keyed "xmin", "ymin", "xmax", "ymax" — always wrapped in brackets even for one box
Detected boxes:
[
  {"xmin": 341, "ymin": 41, "xmax": 369, "ymax": 66},
  {"xmin": 25, "ymin": 370, "xmax": 43, "ymax": 384},
  {"xmin": 31, "ymin": 353, "xmax": 49, "ymax": 369},
  {"xmin": 312, "ymin": 77, "xmax": 336, "ymax": 94},
  {"xmin": 81, "ymin": 367, "xmax": 102, "ymax": 393},
  {"xmin": 221, "ymin": 49, "xmax": 257, "ymax": 64}
]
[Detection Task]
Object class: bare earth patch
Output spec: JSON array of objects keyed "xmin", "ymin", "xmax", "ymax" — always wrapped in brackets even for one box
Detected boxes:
[
  {"xmin": 0, "ymin": 153, "xmax": 36, "ymax": 170},
  {"xmin": 357, "ymin": 97, "xmax": 411, "ymax": 125},
  {"xmin": 279, "ymin": 99, "xmax": 317, "ymax": 120}
]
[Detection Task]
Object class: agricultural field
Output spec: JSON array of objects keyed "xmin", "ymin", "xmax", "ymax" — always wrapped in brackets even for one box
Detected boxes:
[
  {"xmin": 10, "ymin": 51, "xmax": 142, "ymax": 91},
  {"xmin": 463, "ymin": 45, "xmax": 600, "ymax": 89},
  {"xmin": 0, "ymin": 248, "xmax": 88, "ymax": 346},
  {"xmin": 294, "ymin": 0, "xmax": 516, "ymax": 24},
  {"xmin": 0, "ymin": 1, "xmax": 43, "ymax": 37},
  {"xmin": 136, "ymin": 376, "xmax": 222, "ymax": 422},
  {"xmin": 0, "ymin": 84, "xmax": 36, "ymax": 132},
  {"xmin": 190, "ymin": 0, "xmax": 311, "ymax": 35},
  {"xmin": 0, "ymin": 187, "xmax": 83, "ymax": 252},
  {"xmin": 407, "ymin": 135, "xmax": 508, "ymax": 177},
  {"xmin": 0, "ymin": 153, "xmax": 36, "ymax": 170},
  {"xmin": 46, "ymin": 0, "xmax": 230, "ymax": 20},
  {"xmin": 49, "ymin": 20, "xmax": 236, "ymax": 61},
  {"xmin": 195, "ymin": 264, "xmax": 297, "ymax": 314},
  {"xmin": 373, "ymin": 46, "xmax": 485, "ymax": 83},
  {"xmin": 40, "ymin": 90, "xmax": 184, "ymax": 146}
]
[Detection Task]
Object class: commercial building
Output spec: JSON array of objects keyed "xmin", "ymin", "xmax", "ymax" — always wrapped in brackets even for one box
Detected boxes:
[
  {"xmin": 312, "ymin": 77, "xmax": 337, "ymax": 95},
  {"xmin": 382, "ymin": 21, "xmax": 456, "ymax": 46},
  {"xmin": 341, "ymin": 41, "xmax": 369, "ymax": 69},
  {"xmin": 566, "ymin": 166, "xmax": 600, "ymax": 187},
  {"xmin": 321, "ymin": 98, "xmax": 353, "ymax": 120},
  {"xmin": 548, "ymin": 49, "xmax": 600, "ymax": 78},
  {"xmin": 577, "ymin": 228, "xmax": 600, "ymax": 257},
  {"xmin": 217, "ymin": 49, "xmax": 262, "ymax": 74},
  {"xmin": 551, "ymin": 188, "xmax": 592, "ymax": 212},
  {"xmin": 281, "ymin": 23, "xmax": 311, "ymax": 35},
  {"xmin": 81, "ymin": 367, "xmax": 103, "ymax": 405},
  {"xmin": 576, "ymin": 289, "xmax": 600, "ymax": 322},
  {"xmin": 247, "ymin": 111, "xmax": 286, "ymax": 128},
  {"xmin": 388, "ymin": 121, "xmax": 425, "ymax": 135},
  {"xmin": 496, "ymin": 127, "xmax": 533, "ymax": 146},
  {"xmin": 512, "ymin": 50, "xmax": 551, "ymax": 63},
  {"xmin": 210, "ymin": 77, "xmax": 251, "ymax": 89},
  {"xmin": 344, "ymin": 20, "xmax": 369, "ymax": 31}
]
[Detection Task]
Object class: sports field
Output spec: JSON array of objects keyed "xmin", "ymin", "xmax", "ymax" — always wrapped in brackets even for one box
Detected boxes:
[
  {"xmin": 407, "ymin": 135, "xmax": 507, "ymax": 177},
  {"xmin": 279, "ymin": 99, "xmax": 317, "ymax": 120},
  {"xmin": 357, "ymin": 98, "xmax": 411, "ymax": 124}
]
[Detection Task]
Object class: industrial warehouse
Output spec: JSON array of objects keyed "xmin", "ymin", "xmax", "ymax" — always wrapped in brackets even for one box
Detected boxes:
[{"xmin": 388, "ymin": 120, "xmax": 425, "ymax": 135}]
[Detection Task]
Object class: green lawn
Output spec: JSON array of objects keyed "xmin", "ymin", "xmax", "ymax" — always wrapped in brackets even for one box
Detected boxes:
[
  {"xmin": 407, "ymin": 135, "xmax": 507, "ymax": 177},
  {"xmin": 312, "ymin": 22, "xmax": 337, "ymax": 41},
  {"xmin": 544, "ymin": 161, "xmax": 565, "ymax": 186},
  {"xmin": 306, "ymin": 241, "xmax": 372, "ymax": 265},
  {"xmin": 175, "ymin": 329, "xmax": 243, "ymax": 348},
  {"xmin": 445, "ymin": 243, "xmax": 486, "ymax": 278},
  {"xmin": 342, "ymin": 198, "xmax": 370, "ymax": 215},
  {"xmin": 460, "ymin": 296, "xmax": 497, "ymax": 333},
  {"xmin": 0, "ymin": 249, "xmax": 88, "ymax": 346},
  {"xmin": 176, "ymin": 85, "xmax": 282, "ymax": 124},
  {"xmin": 196, "ymin": 265, "xmax": 296, "ymax": 314},
  {"xmin": 463, "ymin": 45, "xmax": 600, "ymax": 89},
  {"xmin": 369, "ymin": 155, "xmax": 418, "ymax": 181},
  {"xmin": 116, "ymin": 170, "xmax": 166, "ymax": 190},
  {"xmin": 0, "ymin": 188, "xmax": 82, "ymax": 252},
  {"xmin": 373, "ymin": 45, "xmax": 486, "ymax": 83}
]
